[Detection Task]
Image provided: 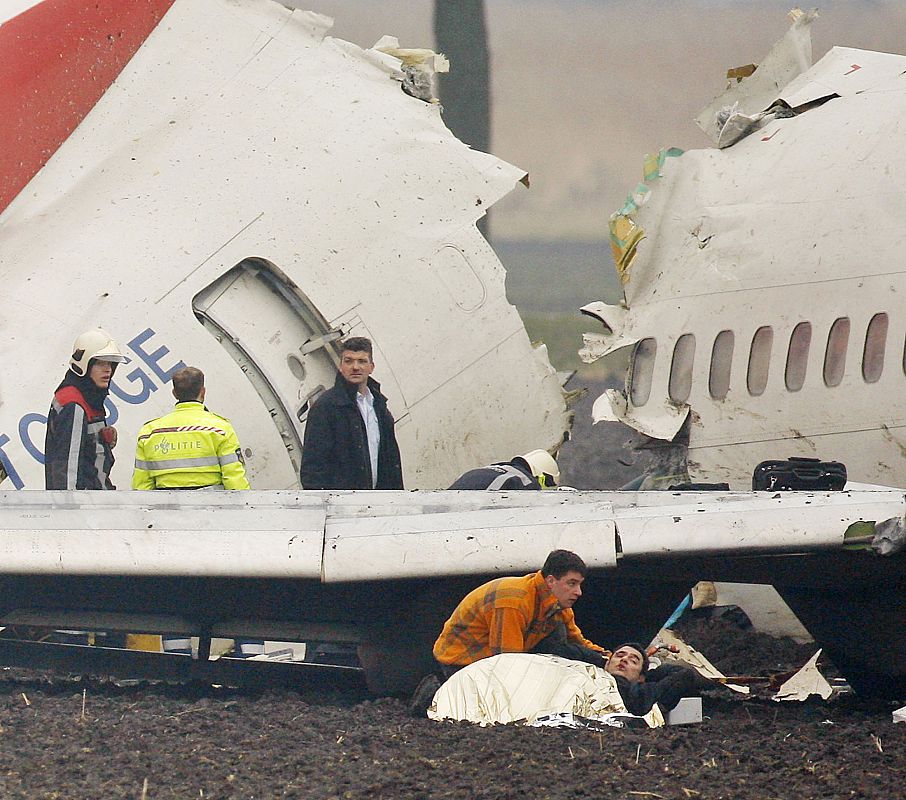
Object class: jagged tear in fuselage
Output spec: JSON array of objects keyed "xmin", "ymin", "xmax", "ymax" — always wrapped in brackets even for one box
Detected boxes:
[{"xmin": 583, "ymin": 14, "xmax": 906, "ymax": 489}]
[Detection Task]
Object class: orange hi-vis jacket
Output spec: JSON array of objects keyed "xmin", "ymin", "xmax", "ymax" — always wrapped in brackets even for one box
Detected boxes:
[{"xmin": 433, "ymin": 570, "xmax": 607, "ymax": 666}]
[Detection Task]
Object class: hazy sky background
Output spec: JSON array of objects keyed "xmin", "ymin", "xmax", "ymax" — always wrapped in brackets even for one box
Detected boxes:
[{"xmin": 303, "ymin": 0, "xmax": 906, "ymax": 241}]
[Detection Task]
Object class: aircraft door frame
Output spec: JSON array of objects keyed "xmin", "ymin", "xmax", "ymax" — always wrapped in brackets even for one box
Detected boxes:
[{"xmin": 193, "ymin": 258, "xmax": 342, "ymax": 478}]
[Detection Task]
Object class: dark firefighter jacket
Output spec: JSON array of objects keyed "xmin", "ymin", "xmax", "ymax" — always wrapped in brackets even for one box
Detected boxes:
[
  {"xmin": 448, "ymin": 459, "xmax": 540, "ymax": 490},
  {"xmin": 44, "ymin": 374, "xmax": 115, "ymax": 490}
]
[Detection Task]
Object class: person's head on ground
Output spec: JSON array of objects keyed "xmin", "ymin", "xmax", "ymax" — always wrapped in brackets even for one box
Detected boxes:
[
  {"xmin": 338, "ymin": 336, "xmax": 375, "ymax": 393},
  {"xmin": 69, "ymin": 328, "xmax": 126, "ymax": 389},
  {"xmin": 541, "ymin": 549, "xmax": 587, "ymax": 608},
  {"xmin": 172, "ymin": 367, "xmax": 206, "ymax": 404},
  {"xmin": 516, "ymin": 449, "xmax": 559, "ymax": 488},
  {"xmin": 605, "ymin": 642, "xmax": 649, "ymax": 683}
]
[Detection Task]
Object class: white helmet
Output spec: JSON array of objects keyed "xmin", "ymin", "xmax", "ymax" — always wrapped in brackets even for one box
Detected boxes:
[
  {"xmin": 69, "ymin": 328, "xmax": 126, "ymax": 376},
  {"xmin": 520, "ymin": 449, "xmax": 560, "ymax": 487}
]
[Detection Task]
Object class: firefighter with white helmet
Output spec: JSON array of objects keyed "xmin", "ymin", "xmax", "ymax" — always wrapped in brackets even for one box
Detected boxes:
[
  {"xmin": 44, "ymin": 328, "xmax": 126, "ymax": 489},
  {"xmin": 448, "ymin": 448, "xmax": 560, "ymax": 490}
]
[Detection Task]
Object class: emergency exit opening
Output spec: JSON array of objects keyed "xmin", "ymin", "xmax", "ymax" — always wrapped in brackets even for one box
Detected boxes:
[{"xmin": 193, "ymin": 259, "xmax": 342, "ymax": 476}]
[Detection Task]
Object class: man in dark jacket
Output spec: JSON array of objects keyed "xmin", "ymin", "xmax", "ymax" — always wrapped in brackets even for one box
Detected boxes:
[
  {"xmin": 45, "ymin": 328, "xmax": 126, "ymax": 489},
  {"xmin": 605, "ymin": 642, "xmax": 704, "ymax": 715},
  {"xmin": 300, "ymin": 337, "xmax": 403, "ymax": 489}
]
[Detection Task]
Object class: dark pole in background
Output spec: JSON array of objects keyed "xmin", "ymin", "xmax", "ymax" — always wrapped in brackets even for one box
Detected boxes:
[{"xmin": 433, "ymin": 0, "xmax": 491, "ymax": 239}]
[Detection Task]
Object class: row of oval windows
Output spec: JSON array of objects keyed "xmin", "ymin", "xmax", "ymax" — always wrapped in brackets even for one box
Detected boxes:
[{"xmin": 630, "ymin": 313, "xmax": 891, "ymax": 407}]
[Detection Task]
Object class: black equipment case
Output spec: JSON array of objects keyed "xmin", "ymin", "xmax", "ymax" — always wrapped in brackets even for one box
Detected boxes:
[{"xmin": 752, "ymin": 457, "xmax": 847, "ymax": 491}]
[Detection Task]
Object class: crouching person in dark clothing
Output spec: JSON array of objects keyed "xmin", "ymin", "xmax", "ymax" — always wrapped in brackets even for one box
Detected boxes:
[{"xmin": 605, "ymin": 642, "xmax": 704, "ymax": 715}]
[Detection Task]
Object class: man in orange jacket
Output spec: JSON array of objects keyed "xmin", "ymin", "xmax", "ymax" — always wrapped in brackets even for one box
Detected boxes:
[
  {"xmin": 409, "ymin": 550, "xmax": 609, "ymax": 715},
  {"xmin": 432, "ymin": 549, "xmax": 608, "ymax": 675}
]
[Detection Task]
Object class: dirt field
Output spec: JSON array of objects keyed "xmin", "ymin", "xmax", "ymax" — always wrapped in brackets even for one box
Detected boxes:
[{"xmin": 0, "ymin": 618, "xmax": 903, "ymax": 800}]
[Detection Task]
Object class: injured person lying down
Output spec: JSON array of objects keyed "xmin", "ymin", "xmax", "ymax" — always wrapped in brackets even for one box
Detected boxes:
[
  {"xmin": 412, "ymin": 549, "xmax": 703, "ymax": 718},
  {"xmin": 603, "ymin": 642, "xmax": 705, "ymax": 716}
]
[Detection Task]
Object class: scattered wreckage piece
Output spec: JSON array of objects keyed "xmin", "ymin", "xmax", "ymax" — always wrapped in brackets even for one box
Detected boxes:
[
  {"xmin": 654, "ymin": 629, "xmax": 748, "ymax": 695},
  {"xmin": 772, "ymin": 649, "xmax": 833, "ymax": 702},
  {"xmin": 656, "ymin": 629, "xmax": 836, "ymax": 705},
  {"xmin": 582, "ymin": 11, "xmax": 906, "ymax": 489},
  {"xmin": 696, "ymin": 7, "xmax": 817, "ymax": 148}
]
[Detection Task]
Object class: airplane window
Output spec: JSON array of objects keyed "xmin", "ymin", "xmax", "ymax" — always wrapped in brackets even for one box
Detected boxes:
[
  {"xmin": 747, "ymin": 326, "xmax": 773, "ymax": 396},
  {"xmin": 669, "ymin": 334, "xmax": 696, "ymax": 403},
  {"xmin": 709, "ymin": 330, "xmax": 734, "ymax": 400},
  {"xmin": 785, "ymin": 322, "xmax": 812, "ymax": 392},
  {"xmin": 863, "ymin": 312, "xmax": 888, "ymax": 383},
  {"xmin": 629, "ymin": 338, "xmax": 657, "ymax": 407},
  {"xmin": 823, "ymin": 317, "xmax": 850, "ymax": 387}
]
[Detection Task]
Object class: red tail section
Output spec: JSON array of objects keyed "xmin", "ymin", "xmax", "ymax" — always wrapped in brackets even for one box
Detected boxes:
[{"xmin": 0, "ymin": 0, "xmax": 175, "ymax": 215}]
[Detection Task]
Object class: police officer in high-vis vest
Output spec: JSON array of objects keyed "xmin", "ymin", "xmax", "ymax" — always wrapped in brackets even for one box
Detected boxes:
[
  {"xmin": 132, "ymin": 366, "xmax": 250, "ymax": 491},
  {"xmin": 132, "ymin": 366, "xmax": 254, "ymax": 656}
]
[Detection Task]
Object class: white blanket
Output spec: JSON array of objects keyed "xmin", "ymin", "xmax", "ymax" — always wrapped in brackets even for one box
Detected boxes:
[{"xmin": 427, "ymin": 653, "xmax": 663, "ymax": 728}]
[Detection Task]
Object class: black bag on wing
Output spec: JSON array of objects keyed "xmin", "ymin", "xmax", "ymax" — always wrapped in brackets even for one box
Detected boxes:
[{"xmin": 752, "ymin": 456, "xmax": 847, "ymax": 491}]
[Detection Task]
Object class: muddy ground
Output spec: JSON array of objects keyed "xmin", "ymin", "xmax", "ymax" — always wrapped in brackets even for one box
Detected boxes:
[
  {"xmin": 0, "ymin": 618, "xmax": 902, "ymax": 800},
  {"xmin": 1, "ymin": 378, "xmax": 903, "ymax": 798}
]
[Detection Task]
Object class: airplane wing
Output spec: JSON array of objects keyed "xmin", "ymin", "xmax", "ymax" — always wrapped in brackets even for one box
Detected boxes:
[{"xmin": 0, "ymin": 486, "xmax": 903, "ymax": 698}]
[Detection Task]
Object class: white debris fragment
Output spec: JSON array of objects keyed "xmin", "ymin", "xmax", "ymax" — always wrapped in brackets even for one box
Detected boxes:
[
  {"xmin": 656, "ymin": 628, "xmax": 749, "ymax": 694},
  {"xmin": 666, "ymin": 697, "xmax": 703, "ymax": 726},
  {"xmin": 373, "ymin": 35, "xmax": 449, "ymax": 103},
  {"xmin": 529, "ymin": 711, "xmax": 648, "ymax": 730},
  {"xmin": 892, "ymin": 705, "xmax": 906, "ymax": 724},
  {"xmin": 696, "ymin": 7, "xmax": 817, "ymax": 145},
  {"xmin": 772, "ymin": 650, "xmax": 833, "ymax": 702}
]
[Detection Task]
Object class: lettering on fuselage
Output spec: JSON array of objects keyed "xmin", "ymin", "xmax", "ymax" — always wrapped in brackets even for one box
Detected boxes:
[{"xmin": 0, "ymin": 327, "xmax": 186, "ymax": 489}]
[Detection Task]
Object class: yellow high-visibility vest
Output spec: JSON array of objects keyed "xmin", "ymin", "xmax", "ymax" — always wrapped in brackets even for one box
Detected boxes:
[{"xmin": 132, "ymin": 401, "xmax": 250, "ymax": 490}]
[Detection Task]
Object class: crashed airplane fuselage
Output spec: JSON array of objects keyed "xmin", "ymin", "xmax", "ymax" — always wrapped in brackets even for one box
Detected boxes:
[
  {"xmin": 0, "ymin": 0, "xmax": 568, "ymax": 491},
  {"xmin": 1, "ymin": 2, "xmax": 905, "ymax": 702},
  {"xmin": 583, "ymin": 12, "xmax": 906, "ymax": 489}
]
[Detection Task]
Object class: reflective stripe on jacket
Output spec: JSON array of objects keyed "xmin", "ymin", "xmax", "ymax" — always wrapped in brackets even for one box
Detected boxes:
[
  {"xmin": 45, "ymin": 386, "xmax": 115, "ymax": 490},
  {"xmin": 448, "ymin": 461, "xmax": 540, "ymax": 490},
  {"xmin": 433, "ymin": 571, "xmax": 605, "ymax": 666},
  {"xmin": 132, "ymin": 402, "xmax": 250, "ymax": 490}
]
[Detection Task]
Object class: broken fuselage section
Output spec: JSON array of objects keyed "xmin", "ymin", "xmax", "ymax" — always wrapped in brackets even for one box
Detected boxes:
[
  {"xmin": 0, "ymin": 0, "xmax": 569, "ymax": 490},
  {"xmin": 583, "ymin": 12, "xmax": 906, "ymax": 488}
]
